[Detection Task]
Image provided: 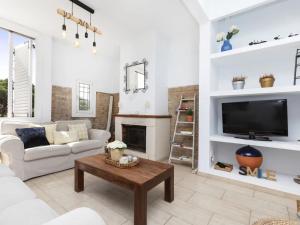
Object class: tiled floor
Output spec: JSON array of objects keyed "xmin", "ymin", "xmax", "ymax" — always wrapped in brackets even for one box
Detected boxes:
[{"xmin": 25, "ymin": 165, "xmax": 300, "ymax": 225}]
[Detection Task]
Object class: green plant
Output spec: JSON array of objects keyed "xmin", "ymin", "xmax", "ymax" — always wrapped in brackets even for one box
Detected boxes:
[{"xmin": 186, "ymin": 108, "xmax": 193, "ymax": 116}]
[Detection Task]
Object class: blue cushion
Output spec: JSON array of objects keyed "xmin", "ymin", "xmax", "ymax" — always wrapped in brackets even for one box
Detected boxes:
[{"xmin": 15, "ymin": 127, "xmax": 50, "ymax": 149}]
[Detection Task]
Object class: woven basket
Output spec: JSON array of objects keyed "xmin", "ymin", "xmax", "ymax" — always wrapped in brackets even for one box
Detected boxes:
[
  {"xmin": 104, "ymin": 155, "xmax": 140, "ymax": 169},
  {"xmin": 252, "ymin": 219, "xmax": 298, "ymax": 225}
]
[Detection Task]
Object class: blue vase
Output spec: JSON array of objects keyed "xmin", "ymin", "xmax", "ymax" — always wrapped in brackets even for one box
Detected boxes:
[{"xmin": 221, "ymin": 40, "xmax": 232, "ymax": 52}]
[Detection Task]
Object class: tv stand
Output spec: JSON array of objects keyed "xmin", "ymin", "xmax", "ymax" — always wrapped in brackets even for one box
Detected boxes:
[{"xmin": 234, "ymin": 132, "xmax": 272, "ymax": 141}]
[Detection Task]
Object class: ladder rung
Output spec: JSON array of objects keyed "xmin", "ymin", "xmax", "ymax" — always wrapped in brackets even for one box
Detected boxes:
[
  {"xmin": 182, "ymin": 98, "xmax": 194, "ymax": 101},
  {"xmin": 170, "ymin": 156, "xmax": 192, "ymax": 162},
  {"xmin": 177, "ymin": 121, "xmax": 194, "ymax": 124},
  {"xmin": 175, "ymin": 132, "xmax": 193, "ymax": 136},
  {"xmin": 296, "ymin": 76, "xmax": 300, "ymax": 79},
  {"xmin": 172, "ymin": 144, "xmax": 193, "ymax": 150}
]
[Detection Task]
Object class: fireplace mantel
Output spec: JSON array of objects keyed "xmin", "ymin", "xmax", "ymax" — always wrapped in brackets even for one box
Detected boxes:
[
  {"xmin": 115, "ymin": 115, "xmax": 171, "ymax": 160},
  {"xmin": 114, "ymin": 114, "xmax": 171, "ymax": 119}
]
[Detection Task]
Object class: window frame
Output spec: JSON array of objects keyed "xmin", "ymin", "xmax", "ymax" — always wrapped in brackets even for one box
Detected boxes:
[{"xmin": 72, "ymin": 80, "xmax": 95, "ymax": 117}]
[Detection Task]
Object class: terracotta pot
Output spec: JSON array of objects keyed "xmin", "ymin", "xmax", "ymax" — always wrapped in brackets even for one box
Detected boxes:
[
  {"xmin": 236, "ymin": 146, "xmax": 263, "ymax": 170},
  {"xmin": 186, "ymin": 115, "xmax": 193, "ymax": 122},
  {"xmin": 260, "ymin": 77, "xmax": 275, "ymax": 88},
  {"xmin": 110, "ymin": 149, "xmax": 124, "ymax": 161}
]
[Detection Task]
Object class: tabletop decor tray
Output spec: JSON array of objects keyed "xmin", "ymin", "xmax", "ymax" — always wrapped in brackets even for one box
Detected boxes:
[{"xmin": 104, "ymin": 155, "xmax": 140, "ymax": 169}]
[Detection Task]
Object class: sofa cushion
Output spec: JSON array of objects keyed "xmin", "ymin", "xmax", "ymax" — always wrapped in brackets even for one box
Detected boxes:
[
  {"xmin": 56, "ymin": 120, "xmax": 92, "ymax": 131},
  {"xmin": 16, "ymin": 127, "xmax": 50, "ymax": 149},
  {"xmin": 0, "ymin": 165, "xmax": 15, "ymax": 177},
  {"xmin": 0, "ymin": 177, "xmax": 36, "ymax": 211},
  {"xmin": 24, "ymin": 145, "xmax": 71, "ymax": 161},
  {"xmin": 0, "ymin": 199, "xmax": 58, "ymax": 225},
  {"xmin": 43, "ymin": 124, "xmax": 57, "ymax": 144},
  {"xmin": 0, "ymin": 121, "xmax": 34, "ymax": 136},
  {"xmin": 53, "ymin": 131, "xmax": 79, "ymax": 145},
  {"xmin": 67, "ymin": 140, "xmax": 103, "ymax": 154},
  {"xmin": 68, "ymin": 124, "xmax": 89, "ymax": 140}
]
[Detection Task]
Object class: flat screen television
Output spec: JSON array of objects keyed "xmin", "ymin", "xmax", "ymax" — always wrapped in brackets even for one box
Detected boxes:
[{"xmin": 222, "ymin": 99, "xmax": 288, "ymax": 139}]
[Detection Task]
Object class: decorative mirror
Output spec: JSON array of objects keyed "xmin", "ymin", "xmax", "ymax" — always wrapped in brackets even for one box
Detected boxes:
[{"xmin": 123, "ymin": 59, "xmax": 148, "ymax": 94}]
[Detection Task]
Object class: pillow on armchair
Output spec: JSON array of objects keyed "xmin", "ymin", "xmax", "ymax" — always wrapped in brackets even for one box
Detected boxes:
[{"xmin": 15, "ymin": 127, "xmax": 50, "ymax": 149}]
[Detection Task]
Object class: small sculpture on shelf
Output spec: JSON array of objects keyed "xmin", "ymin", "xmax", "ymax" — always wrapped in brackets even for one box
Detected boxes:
[
  {"xmin": 236, "ymin": 145, "xmax": 263, "ymax": 170},
  {"xmin": 232, "ymin": 75, "xmax": 247, "ymax": 90},
  {"xmin": 216, "ymin": 25, "xmax": 239, "ymax": 52},
  {"xmin": 259, "ymin": 74, "xmax": 275, "ymax": 88},
  {"xmin": 249, "ymin": 40, "xmax": 267, "ymax": 46}
]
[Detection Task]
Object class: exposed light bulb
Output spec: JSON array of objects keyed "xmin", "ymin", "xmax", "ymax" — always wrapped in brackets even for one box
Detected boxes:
[
  {"xmin": 74, "ymin": 32, "xmax": 80, "ymax": 48},
  {"xmin": 74, "ymin": 39, "xmax": 80, "ymax": 48},
  {"xmin": 62, "ymin": 18, "xmax": 67, "ymax": 39},
  {"xmin": 62, "ymin": 30, "xmax": 67, "ymax": 39},
  {"xmin": 92, "ymin": 41, "xmax": 97, "ymax": 54}
]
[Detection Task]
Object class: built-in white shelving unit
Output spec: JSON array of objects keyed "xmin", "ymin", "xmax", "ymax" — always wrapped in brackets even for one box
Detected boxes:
[
  {"xmin": 210, "ymin": 86, "xmax": 300, "ymax": 98},
  {"xmin": 211, "ymin": 35, "xmax": 300, "ymax": 65},
  {"xmin": 199, "ymin": 0, "xmax": 300, "ymax": 196},
  {"xmin": 210, "ymin": 135, "xmax": 300, "ymax": 152}
]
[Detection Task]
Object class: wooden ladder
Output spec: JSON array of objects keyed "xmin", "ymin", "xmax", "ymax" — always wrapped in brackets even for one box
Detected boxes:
[{"xmin": 168, "ymin": 95, "xmax": 196, "ymax": 169}]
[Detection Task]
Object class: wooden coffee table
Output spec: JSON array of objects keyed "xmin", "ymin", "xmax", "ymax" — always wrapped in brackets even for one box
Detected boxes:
[{"xmin": 74, "ymin": 154, "xmax": 174, "ymax": 225}]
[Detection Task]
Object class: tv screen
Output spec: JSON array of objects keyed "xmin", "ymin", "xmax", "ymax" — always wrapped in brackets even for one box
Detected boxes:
[{"xmin": 222, "ymin": 99, "xmax": 288, "ymax": 136}]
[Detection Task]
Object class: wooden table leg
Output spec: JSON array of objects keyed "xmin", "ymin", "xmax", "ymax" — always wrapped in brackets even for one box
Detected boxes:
[
  {"xmin": 164, "ymin": 167, "xmax": 174, "ymax": 202},
  {"xmin": 134, "ymin": 186, "xmax": 147, "ymax": 225},
  {"xmin": 75, "ymin": 163, "xmax": 84, "ymax": 192}
]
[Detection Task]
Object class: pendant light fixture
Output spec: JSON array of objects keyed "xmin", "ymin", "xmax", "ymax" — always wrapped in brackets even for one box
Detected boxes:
[
  {"xmin": 57, "ymin": 0, "xmax": 102, "ymax": 53},
  {"xmin": 92, "ymin": 30, "xmax": 97, "ymax": 54},
  {"xmin": 62, "ymin": 16, "xmax": 67, "ymax": 39},
  {"xmin": 74, "ymin": 23, "xmax": 80, "ymax": 47}
]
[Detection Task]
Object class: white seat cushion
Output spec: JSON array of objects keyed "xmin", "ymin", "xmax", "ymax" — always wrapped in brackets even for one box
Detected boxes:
[
  {"xmin": 67, "ymin": 140, "xmax": 103, "ymax": 154},
  {"xmin": 24, "ymin": 145, "xmax": 71, "ymax": 161},
  {"xmin": 0, "ymin": 164, "xmax": 15, "ymax": 177},
  {"xmin": 0, "ymin": 199, "xmax": 58, "ymax": 225},
  {"xmin": 0, "ymin": 177, "xmax": 36, "ymax": 211}
]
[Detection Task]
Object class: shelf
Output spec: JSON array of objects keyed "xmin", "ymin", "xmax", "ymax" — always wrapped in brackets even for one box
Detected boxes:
[
  {"xmin": 209, "ymin": 135, "xmax": 300, "ymax": 152},
  {"xmin": 210, "ymin": 86, "xmax": 300, "ymax": 98},
  {"xmin": 207, "ymin": 166, "xmax": 300, "ymax": 196},
  {"xmin": 210, "ymin": 35, "xmax": 300, "ymax": 66}
]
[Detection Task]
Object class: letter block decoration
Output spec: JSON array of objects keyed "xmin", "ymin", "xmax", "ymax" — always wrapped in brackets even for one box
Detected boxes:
[
  {"xmin": 266, "ymin": 170, "xmax": 277, "ymax": 181},
  {"xmin": 247, "ymin": 167, "xmax": 258, "ymax": 177}
]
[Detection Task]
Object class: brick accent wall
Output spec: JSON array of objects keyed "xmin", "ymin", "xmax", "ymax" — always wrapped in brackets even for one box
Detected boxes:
[
  {"xmin": 168, "ymin": 85, "xmax": 199, "ymax": 164},
  {"xmin": 51, "ymin": 85, "xmax": 119, "ymax": 135}
]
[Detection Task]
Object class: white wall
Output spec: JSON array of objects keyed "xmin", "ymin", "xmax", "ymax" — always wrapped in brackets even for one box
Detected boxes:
[
  {"xmin": 119, "ymin": 32, "xmax": 160, "ymax": 115},
  {"xmin": 52, "ymin": 38, "xmax": 120, "ymax": 93}
]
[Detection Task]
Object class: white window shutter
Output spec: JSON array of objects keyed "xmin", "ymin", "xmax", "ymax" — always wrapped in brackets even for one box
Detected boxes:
[{"xmin": 12, "ymin": 41, "xmax": 33, "ymax": 117}]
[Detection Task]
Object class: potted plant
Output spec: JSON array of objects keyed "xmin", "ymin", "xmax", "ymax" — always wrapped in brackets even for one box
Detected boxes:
[
  {"xmin": 232, "ymin": 76, "xmax": 247, "ymax": 90},
  {"xmin": 260, "ymin": 74, "xmax": 275, "ymax": 88},
  {"xmin": 216, "ymin": 25, "xmax": 240, "ymax": 52},
  {"xmin": 106, "ymin": 140, "xmax": 127, "ymax": 161},
  {"xmin": 186, "ymin": 108, "xmax": 193, "ymax": 122}
]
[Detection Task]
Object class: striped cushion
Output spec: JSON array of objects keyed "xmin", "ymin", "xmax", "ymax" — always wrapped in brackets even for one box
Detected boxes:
[{"xmin": 68, "ymin": 124, "xmax": 89, "ymax": 140}]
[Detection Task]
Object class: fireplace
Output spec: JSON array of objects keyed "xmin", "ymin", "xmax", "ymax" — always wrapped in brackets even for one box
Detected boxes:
[{"xmin": 122, "ymin": 124, "xmax": 146, "ymax": 153}]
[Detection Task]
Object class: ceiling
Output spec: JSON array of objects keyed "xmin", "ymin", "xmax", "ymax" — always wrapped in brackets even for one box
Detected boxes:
[{"xmin": 0, "ymin": 0, "xmax": 197, "ymax": 45}]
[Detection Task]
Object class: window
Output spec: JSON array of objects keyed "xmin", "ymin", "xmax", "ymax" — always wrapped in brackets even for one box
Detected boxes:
[
  {"xmin": 72, "ymin": 80, "xmax": 95, "ymax": 117},
  {"xmin": 78, "ymin": 82, "xmax": 90, "ymax": 111},
  {"xmin": 0, "ymin": 27, "xmax": 35, "ymax": 118}
]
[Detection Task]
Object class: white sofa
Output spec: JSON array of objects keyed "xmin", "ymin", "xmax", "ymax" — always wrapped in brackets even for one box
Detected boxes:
[
  {"xmin": 0, "ymin": 120, "xmax": 111, "ymax": 181},
  {"xmin": 0, "ymin": 165, "xmax": 106, "ymax": 225}
]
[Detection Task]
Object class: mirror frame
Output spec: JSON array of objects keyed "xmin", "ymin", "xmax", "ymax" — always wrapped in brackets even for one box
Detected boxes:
[{"xmin": 123, "ymin": 58, "xmax": 148, "ymax": 94}]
